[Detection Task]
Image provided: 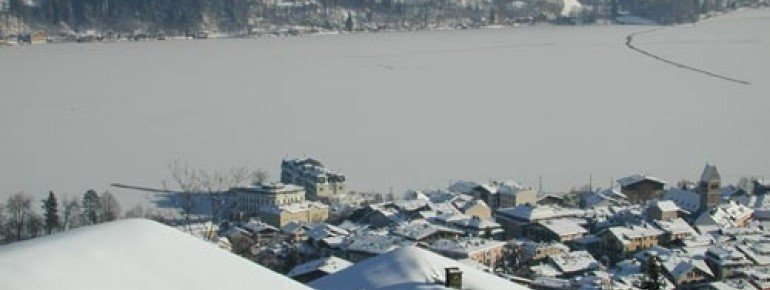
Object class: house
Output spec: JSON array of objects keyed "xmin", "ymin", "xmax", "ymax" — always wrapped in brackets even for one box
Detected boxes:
[
  {"xmin": 528, "ymin": 218, "xmax": 588, "ymax": 243},
  {"xmin": 448, "ymin": 215, "xmax": 504, "ymax": 238},
  {"xmin": 736, "ymin": 242, "xmax": 770, "ymax": 267},
  {"xmin": 429, "ymin": 237, "xmax": 507, "ymax": 267},
  {"xmin": 287, "ymin": 256, "xmax": 353, "ymax": 283},
  {"xmin": 450, "ymin": 180, "xmax": 536, "ymax": 209},
  {"xmin": 581, "ymin": 188, "xmax": 628, "ymax": 208},
  {"xmin": 495, "ymin": 205, "xmax": 584, "ymax": 238},
  {"xmin": 694, "ymin": 201, "xmax": 753, "ymax": 234},
  {"xmin": 543, "ymin": 250, "xmax": 602, "ymax": 278},
  {"xmin": 258, "ymin": 201, "xmax": 330, "ymax": 227},
  {"xmin": 603, "ymin": 223, "xmax": 664, "ymax": 260},
  {"xmin": 452, "ymin": 197, "xmax": 492, "ymax": 219},
  {"xmin": 618, "ymin": 174, "xmax": 666, "ymax": 204},
  {"xmin": 647, "ymin": 200, "xmax": 681, "ymax": 221},
  {"xmin": 498, "ymin": 182, "xmax": 538, "ymax": 208},
  {"xmin": 390, "ymin": 219, "xmax": 463, "ymax": 243},
  {"xmin": 653, "ymin": 218, "xmax": 697, "ymax": 243},
  {"xmin": 519, "ymin": 241, "xmax": 571, "ymax": 262},
  {"xmin": 661, "ymin": 256, "xmax": 714, "ymax": 287},
  {"xmin": 704, "ymin": 246, "xmax": 752, "ymax": 279}
]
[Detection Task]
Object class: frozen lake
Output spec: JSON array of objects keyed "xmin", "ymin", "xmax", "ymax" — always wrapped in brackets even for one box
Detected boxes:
[{"xmin": 1, "ymin": 8, "xmax": 769, "ymax": 209}]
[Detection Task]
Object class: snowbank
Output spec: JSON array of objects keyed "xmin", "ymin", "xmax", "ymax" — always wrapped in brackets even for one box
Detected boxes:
[{"xmin": 0, "ymin": 219, "xmax": 312, "ymax": 290}]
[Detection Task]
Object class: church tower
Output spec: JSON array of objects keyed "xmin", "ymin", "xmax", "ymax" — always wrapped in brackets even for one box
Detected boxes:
[{"xmin": 698, "ymin": 163, "xmax": 721, "ymax": 211}]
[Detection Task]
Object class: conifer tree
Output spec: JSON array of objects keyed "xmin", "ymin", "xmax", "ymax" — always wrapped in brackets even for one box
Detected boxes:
[
  {"xmin": 82, "ymin": 189, "xmax": 101, "ymax": 224},
  {"xmin": 42, "ymin": 191, "xmax": 60, "ymax": 234}
]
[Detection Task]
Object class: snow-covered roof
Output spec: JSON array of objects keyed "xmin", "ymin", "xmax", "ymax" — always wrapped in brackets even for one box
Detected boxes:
[
  {"xmin": 496, "ymin": 205, "xmax": 583, "ymax": 222},
  {"xmin": 607, "ymin": 223, "xmax": 664, "ymax": 244},
  {"xmin": 287, "ymin": 256, "xmax": 353, "ymax": 278},
  {"xmin": 242, "ymin": 220, "xmax": 278, "ymax": 233},
  {"xmin": 617, "ymin": 174, "xmax": 666, "ymax": 187},
  {"xmin": 548, "ymin": 250, "xmax": 601, "ymax": 274},
  {"xmin": 651, "ymin": 200, "xmax": 680, "ymax": 212},
  {"xmin": 736, "ymin": 243, "xmax": 770, "ymax": 266},
  {"xmin": 448, "ymin": 180, "xmax": 481, "ymax": 194},
  {"xmin": 307, "ymin": 223, "xmax": 350, "ymax": 241},
  {"xmin": 0, "ymin": 219, "xmax": 313, "ymax": 290},
  {"xmin": 391, "ymin": 219, "xmax": 463, "ymax": 241},
  {"xmin": 538, "ymin": 218, "xmax": 588, "ymax": 237},
  {"xmin": 653, "ymin": 218, "xmax": 696, "ymax": 236},
  {"xmin": 430, "ymin": 237, "xmax": 506, "ymax": 256},
  {"xmin": 661, "ymin": 256, "xmax": 713, "ymax": 280},
  {"xmin": 260, "ymin": 200, "xmax": 328, "ymax": 214},
  {"xmin": 664, "ymin": 188, "xmax": 701, "ymax": 213},
  {"xmin": 310, "ymin": 246, "xmax": 532, "ymax": 290},
  {"xmin": 345, "ymin": 233, "xmax": 406, "ymax": 255}
]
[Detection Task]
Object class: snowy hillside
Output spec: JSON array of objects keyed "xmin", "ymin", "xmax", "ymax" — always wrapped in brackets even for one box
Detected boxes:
[
  {"xmin": 0, "ymin": 219, "xmax": 312, "ymax": 290},
  {"xmin": 310, "ymin": 245, "xmax": 531, "ymax": 290}
]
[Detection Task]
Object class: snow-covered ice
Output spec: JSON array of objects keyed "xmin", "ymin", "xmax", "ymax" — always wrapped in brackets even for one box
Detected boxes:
[{"xmin": 0, "ymin": 8, "xmax": 769, "ymax": 208}]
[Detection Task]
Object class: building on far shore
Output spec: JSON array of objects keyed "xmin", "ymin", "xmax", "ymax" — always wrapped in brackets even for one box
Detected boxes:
[{"xmin": 281, "ymin": 158, "xmax": 347, "ymax": 202}]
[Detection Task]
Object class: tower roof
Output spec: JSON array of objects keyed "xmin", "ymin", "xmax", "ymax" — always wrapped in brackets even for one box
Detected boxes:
[{"xmin": 700, "ymin": 164, "xmax": 721, "ymax": 182}]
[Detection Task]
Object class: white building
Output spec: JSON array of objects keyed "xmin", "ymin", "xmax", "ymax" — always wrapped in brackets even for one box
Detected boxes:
[{"xmin": 281, "ymin": 158, "xmax": 347, "ymax": 201}]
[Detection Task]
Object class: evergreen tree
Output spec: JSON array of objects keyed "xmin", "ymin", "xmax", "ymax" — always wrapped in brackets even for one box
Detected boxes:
[
  {"xmin": 82, "ymin": 189, "xmax": 101, "ymax": 224},
  {"xmin": 642, "ymin": 255, "xmax": 664, "ymax": 290},
  {"xmin": 42, "ymin": 191, "xmax": 60, "ymax": 234},
  {"xmin": 345, "ymin": 12, "xmax": 353, "ymax": 31},
  {"xmin": 489, "ymin": 8, "xmax": 496, "ymax": 24}
]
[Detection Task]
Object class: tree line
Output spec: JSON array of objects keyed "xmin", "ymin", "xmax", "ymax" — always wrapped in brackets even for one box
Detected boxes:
[{"xmin": 0, "ymin": 189, "xmax": 124, "ymax": 244}]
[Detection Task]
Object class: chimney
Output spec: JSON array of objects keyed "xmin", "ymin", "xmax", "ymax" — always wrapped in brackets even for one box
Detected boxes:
[{"xmin": 445, "ymin": 267, "xmax": 462, "ymax": 289}]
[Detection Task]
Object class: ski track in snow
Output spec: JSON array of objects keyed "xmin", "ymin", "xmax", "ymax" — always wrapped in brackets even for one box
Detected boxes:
[{"xmin": 625, "ymin": 16, "xmax": 752, "ymax": 86}]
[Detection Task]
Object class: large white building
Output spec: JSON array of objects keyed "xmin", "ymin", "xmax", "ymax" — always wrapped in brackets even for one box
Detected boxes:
[
  {"xmin": 233, "ymin": 182, "xmax": 306, "ymax": 214},
  {"xmin": 281, "ymin": 158, "xmax": 346, "ymax": 201}
]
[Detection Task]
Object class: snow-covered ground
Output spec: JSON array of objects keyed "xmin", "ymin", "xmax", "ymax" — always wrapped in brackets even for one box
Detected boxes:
[
  {"xmin": 0, "ymin": 8, "xmax": 769, "ymax": 210},
  {"xmin": 0, "ymin": 219, "xmax": 312, "ymax": 290}
]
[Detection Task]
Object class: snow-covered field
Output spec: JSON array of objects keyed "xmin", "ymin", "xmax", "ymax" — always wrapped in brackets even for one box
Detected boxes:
[{"xmin": 0, "ymin": 8, "xmax": 768, "ymax": 210}]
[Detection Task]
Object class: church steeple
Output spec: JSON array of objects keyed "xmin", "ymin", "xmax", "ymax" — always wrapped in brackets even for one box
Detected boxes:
[{"xmin": 698, "ymin": 163, "xmax": 721, "ymax": 211}]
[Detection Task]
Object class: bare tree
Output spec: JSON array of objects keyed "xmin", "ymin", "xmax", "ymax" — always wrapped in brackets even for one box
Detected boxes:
[
  {"xmin": 61, "ymin": 196, "xmax": 82, "ymax": 230},
  {"xmin": 124, "ymin": 205, "xmax": 146, "ymax": 218},
  {"xmin": 100, "ymin": 191, "xmax": 121, "ymax": 222},
  {"xmin": 168, "ymin": 159, "xmax": 203, "ymax": 234},
  {"xmin": 168, "ymin": 159, "xmax": 268, "ymax": 239},
  {"xmin": 5, "ymin": 192, "xmax": 32, "ymax": 241},
  {"xmin": 254, "ymin": 169, "xmax": 269, "ymax": 185},
  {"xmin": 25, "ymin": 213, "xmax": 44, "ymax": 239}
]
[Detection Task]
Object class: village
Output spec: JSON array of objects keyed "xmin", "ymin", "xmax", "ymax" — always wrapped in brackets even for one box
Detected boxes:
[
  {"xmin": 2, "ymin": 0, "xmax": 768, "ymax": 46},
  {"xmin": 165, "ymin": 157, "xmax": 770, "ymax": 290}
]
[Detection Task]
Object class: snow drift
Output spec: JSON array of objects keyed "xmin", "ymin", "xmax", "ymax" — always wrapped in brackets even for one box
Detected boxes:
[{"xmin": 0, "ymin": 219, "xmax": 312, "ymax": 290}]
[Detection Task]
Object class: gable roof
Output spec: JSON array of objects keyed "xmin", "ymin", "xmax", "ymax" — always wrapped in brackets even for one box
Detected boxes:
[{"xmin": 617, "ymin": 174, "xmax": 666, "ymax": 187}]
